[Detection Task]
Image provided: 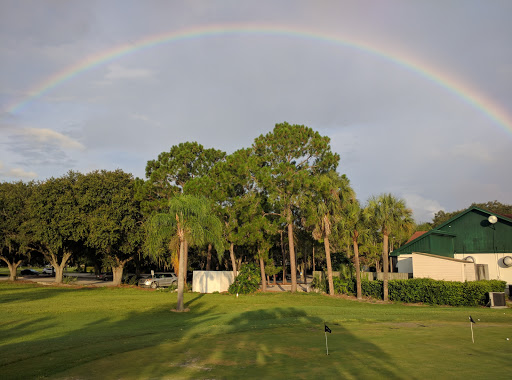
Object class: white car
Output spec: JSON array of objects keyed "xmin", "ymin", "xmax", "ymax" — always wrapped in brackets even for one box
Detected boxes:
[{"xmin": 42, "ymin": 267, "xmax": 54, "ymax": 275}]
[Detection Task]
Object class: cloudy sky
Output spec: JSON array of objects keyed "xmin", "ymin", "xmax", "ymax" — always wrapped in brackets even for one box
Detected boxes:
[{"xmin": 1, "ymin": 1, "xmax": 511, "ymax": 222}]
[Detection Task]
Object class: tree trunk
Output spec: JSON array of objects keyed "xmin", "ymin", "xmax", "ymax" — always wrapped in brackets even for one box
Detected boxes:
[
  {"xmin": 176, "ymin": 238, "xmax": 186, "ymax": 312},
  {"xmin": 229, "ymin": 242, "xmax": 237, "ymax": 277},
  {"xmin": 273, "ymin": 273, "xmax": 277, "ymax": 284},
  {"xmin": 312, "ymin": 246, "xmax": 315, "ymax": 273},
  {"xmin": 112, "ymin": 257, "xmax": 130, "ymax": 286},
  {"xmin": 112, "ymin": 265, "xmax": 124, "ymax": 286},
  {"xmin": 49, "ymin": 250, "xmax": 72, "ymax": 284},
  {"xmin": 1, "ymin": 257, "xmax": 22, "ymax": 281},
  {"xmin": 324, "ymin": 236, "xmax": 334, "ymax": 296},
  {"xmin": 353, "ymin": 232, "xmax": 362, "ymax": 300},
  {"xmin": 287, "ymin": 220, "xmax": 297, "ymax": 292},
  {"xmin": 259, "ymin": 255, "xmax": 267, "ymax": 292},
  {"xmin": 281, "ymin": 231, "xmax": 287, "ymax": 284},
  {"xmin": 383, "ymin": 233, "xmax": 389, "ymax": 301},
  {"xmin": 206, "ymin": 244, "xmax": 212, "ymax": 271},
  {"xmin": 183, "ymin": 240, "xmax": 189, "ymax": 288}
]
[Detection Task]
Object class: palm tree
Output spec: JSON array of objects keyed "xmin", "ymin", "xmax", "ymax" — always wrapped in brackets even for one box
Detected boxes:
[
  {"xmin": 365, "ymin": 194, "xmax": 413, "ymax": 301},
  {"xmin": 308, "ymin": 172, "xmax": 354, "ymax": 296},
  {"xmin": 341, "ymin": 200, "xmax": 366, "ymax": 299},
  {"xmin": 147, "ymin": 195, "xmax": 223, "ymax": 311}
]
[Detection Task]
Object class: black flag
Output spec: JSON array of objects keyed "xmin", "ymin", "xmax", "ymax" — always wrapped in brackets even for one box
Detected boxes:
[
  {"xmin": 325, "ymin": 325, "xmax": 332, "ymax": 333},
  {"xmin": 469, "ymin": 316, "xmax": 476, "ymax": 324}
]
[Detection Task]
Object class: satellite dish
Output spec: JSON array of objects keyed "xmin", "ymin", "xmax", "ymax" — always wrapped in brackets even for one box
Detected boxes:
[
  {"xmin": 503, "ymin": 256, "xmax": 512, "ymax": 267},
  {"xmin": 488, "ymin": 215, "xmax": 498, "ymax": 224}
]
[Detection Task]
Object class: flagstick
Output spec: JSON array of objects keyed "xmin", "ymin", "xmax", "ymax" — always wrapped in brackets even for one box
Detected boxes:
[
  {"xmin": 470, "ymin": 322, "xmax": 474, "ymax": 343},
  {"xmin": 325, "ymin": 330, "xmax": 329, "ymax": 355}
]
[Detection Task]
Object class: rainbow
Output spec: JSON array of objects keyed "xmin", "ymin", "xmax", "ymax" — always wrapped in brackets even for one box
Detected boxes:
[{"xmin": 4, "ymin": 24, "xmax": 512, "ymax": 136}]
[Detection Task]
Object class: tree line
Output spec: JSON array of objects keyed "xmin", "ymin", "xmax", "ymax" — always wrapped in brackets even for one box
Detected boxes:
[{"xmin": 2, "ymin": 122, "xmax": 421, "ymax": 309}]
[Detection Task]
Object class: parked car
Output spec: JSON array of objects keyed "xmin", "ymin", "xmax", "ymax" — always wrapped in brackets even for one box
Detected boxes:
[
  {"xmin": 138, "ymin": 272, "xmax": 177, "ymax": 289},
  {"xmin": 96, "ymin": 272, "xmax": 113, "ymax": 281},
  {"xmin": 20, "ymin": 269, "xmax": 39, "ymax": 276},
  {"xmin": 42, "ymin": 267, "xmax": 54, "ymax": 275},
  {"xmin": 123, "ymin": 273, "xmax": 148, "ymax": 285}
]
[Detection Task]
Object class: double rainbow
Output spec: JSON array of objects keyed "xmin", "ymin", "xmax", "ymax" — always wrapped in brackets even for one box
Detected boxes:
[{"xmin": 4, "ymin": 24, "xmax": 512, "ymax": 136}]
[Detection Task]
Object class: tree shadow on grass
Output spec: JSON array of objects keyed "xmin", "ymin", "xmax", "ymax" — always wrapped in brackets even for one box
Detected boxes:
[
  {"xmin": 0, "ymin": 283, "xmax": 98, "ymax": 305},
  {"xmin": 168, "ymin": 307, "xmax": 403, "ymax": 379},
  {"xmin": 0, "ymin": 291, "xmax": 403, "ymax": 379}
]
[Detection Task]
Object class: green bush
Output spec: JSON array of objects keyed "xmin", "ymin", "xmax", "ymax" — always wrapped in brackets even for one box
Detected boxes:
[
  {"xmin": 332, "ymin": 277, "xmax": 349, "ymax": 294},
  {"xmin": 63, "ymin": 275, "xmax": 78, "ymax": 284},
  {"xmin": 312, "ymin": 272, "xmax": 351, "ymax": 295},
  {"xmin": 360, "ymin": 278, "xmax": 384, "ymax": 299},
  {"xmin": 311, "ymin": 273, "xmax": 326, "ymax": 292},
  {"xmin": 228, "ymin": 263, "xmax": 261, "ymax": 294},
  {"xmin": 388, "ymin": 278, "xmax": 507, "ymax": 306}
]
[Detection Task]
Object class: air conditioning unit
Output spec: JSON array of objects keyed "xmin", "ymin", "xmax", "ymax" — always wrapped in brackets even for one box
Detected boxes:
[{"xmin": 488, "ymin": 292, "xmax": 507, "ymax": 308}]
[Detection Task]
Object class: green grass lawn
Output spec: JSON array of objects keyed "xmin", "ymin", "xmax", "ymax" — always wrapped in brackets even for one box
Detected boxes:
[{"xmin": 1, "ymin": 282, "xmax": 511, "ymax": 379}]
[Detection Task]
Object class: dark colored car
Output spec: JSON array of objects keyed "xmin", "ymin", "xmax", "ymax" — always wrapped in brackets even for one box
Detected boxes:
[
  {"xmin": 20, "ymin": 269, "xmax": 39, "ymax": 276},
  {"xmin": 96, "ymin": 272, "xmax": 113, "ymax": 281}
]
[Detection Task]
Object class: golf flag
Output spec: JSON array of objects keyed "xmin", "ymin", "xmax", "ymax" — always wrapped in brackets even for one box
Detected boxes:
[
  {"xmin": 324, "ymin": 324, "xmax": 331, "ymax": 355},
  {"xmin": 469, "ymin": 316, "xmax": 476, "ymax": 343}
]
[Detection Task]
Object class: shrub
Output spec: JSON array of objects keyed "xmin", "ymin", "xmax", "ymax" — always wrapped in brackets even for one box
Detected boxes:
[
  {"xmin": 360, "ymin": 278, "xmax": 383, "ymax": 299},
  {"xmin": 311, "ymin": 273, "xmax": 326, "ymax": 292},
  {"xmin": 228, "ymin": 263, "xmax": 261, "ymax": 294},
  {"xmin": 332, "ymin": 277, "xmax": 349, "ymax": 294},
  {"xmin": 388, "ymin": 278, "xmax": 507, "ymax": 306},
  {"xmin": 63, "ymin": 275, "xmax": 77, "ymax": 284}
]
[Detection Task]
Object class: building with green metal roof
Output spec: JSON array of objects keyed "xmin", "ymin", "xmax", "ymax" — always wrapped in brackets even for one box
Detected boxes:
[{"xmin": 391, "ymin": 206, "xmax": 512, "ymax": 285}]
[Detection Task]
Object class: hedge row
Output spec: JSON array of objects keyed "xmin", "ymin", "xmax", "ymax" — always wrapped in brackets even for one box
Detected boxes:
[{"xmin": 350, "ymin": 278, "xmax": 506, "ymax": 306}]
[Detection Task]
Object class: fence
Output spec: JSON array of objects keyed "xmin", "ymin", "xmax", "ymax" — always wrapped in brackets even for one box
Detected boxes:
[{"xmin": 313, "ymin": 271, "xmax": 410, "ymax": 281}]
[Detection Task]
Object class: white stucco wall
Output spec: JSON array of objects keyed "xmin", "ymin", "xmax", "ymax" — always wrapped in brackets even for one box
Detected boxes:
[
  {"xmin": 192, "ymin": 271, "xmax": 235, "ymax": 293},
  {"xmin": 454, "ymin": 253, "xmax": 512, "ymax": 285},
  {"xmin": 411, "ymin": 253, "xmax": 475, "ymax": 282}
]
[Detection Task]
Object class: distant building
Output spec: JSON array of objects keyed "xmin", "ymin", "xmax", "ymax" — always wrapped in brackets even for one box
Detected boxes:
[{"xmin": 391, "ymin": 206, "xmax": 512, "ymax": 286}]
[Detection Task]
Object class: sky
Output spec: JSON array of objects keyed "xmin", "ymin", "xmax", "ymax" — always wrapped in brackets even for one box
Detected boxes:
[{"xmin": 1, "ymin": 1, "xmax": 511, "ymax": 223}]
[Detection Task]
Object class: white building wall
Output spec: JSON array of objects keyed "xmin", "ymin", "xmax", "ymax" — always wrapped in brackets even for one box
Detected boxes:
[
  {"xmin": 454, "ymin": 253, "xmax": 512, "ymax": 285},
  {"xmin": 192, "ymin": 271, "xmax": 235, "ymax": 293},
  {"xmin": 410, "ymin": 253, "xmax": 477, "ymax": 282}
]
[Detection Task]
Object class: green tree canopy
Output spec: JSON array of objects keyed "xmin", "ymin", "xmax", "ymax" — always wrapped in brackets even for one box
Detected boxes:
[
  {"xmin": 76, "ymin": 170, "xmax": 143, "ymax": 285},
  {"xmin": 141, "ymin": 142, "xmax": 226, "ymax": 213},
  {"xmin": 25, "ymin": 172, "xmax": 84, "ymax": 283},
  {"xmin": 0, "ymin": 181, "xmax": 33, "ymax": 280},
  {"xmin": 252, "ymin": 122, "xmax": 339, "ymax": 292}
]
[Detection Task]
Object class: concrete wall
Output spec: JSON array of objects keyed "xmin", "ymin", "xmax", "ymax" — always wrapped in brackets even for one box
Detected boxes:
[
  {"xmin": 374, "ymin": 272, "xmax": 410, "ymax": 280},
  {"xmin": 313, "ymin": 271, "xmax": 408, "ymax": 281},
  {"xmin": 454, "ymin": 253, "xmax": 512, "ymax": 285},
  {"xmin": 397, "ymin": 255, "xmax": 413, "ymax": 274},
  {"xmin": 192, "ymin": 271, "xmax": 235, "ymax": 293},
  {"xmin": 412, "ymin": 252, "xmax": 475, "ymax": 282}
]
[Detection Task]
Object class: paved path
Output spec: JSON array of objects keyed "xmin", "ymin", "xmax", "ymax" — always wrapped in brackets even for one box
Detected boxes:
[{"xmin": 0, "ymin": 273, "xmax": 112, "ymax": 287}]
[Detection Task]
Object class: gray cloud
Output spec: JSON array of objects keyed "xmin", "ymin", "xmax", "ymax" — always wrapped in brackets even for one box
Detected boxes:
[{"xmin": 1, "ymin": 1, "xmax": 511, "ymax": 222}]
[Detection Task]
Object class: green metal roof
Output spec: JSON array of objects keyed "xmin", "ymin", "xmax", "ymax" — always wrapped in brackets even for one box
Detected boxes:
[{"xmin": 391, "ymin": 206, "xmax": 512, "ymax": 257}]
